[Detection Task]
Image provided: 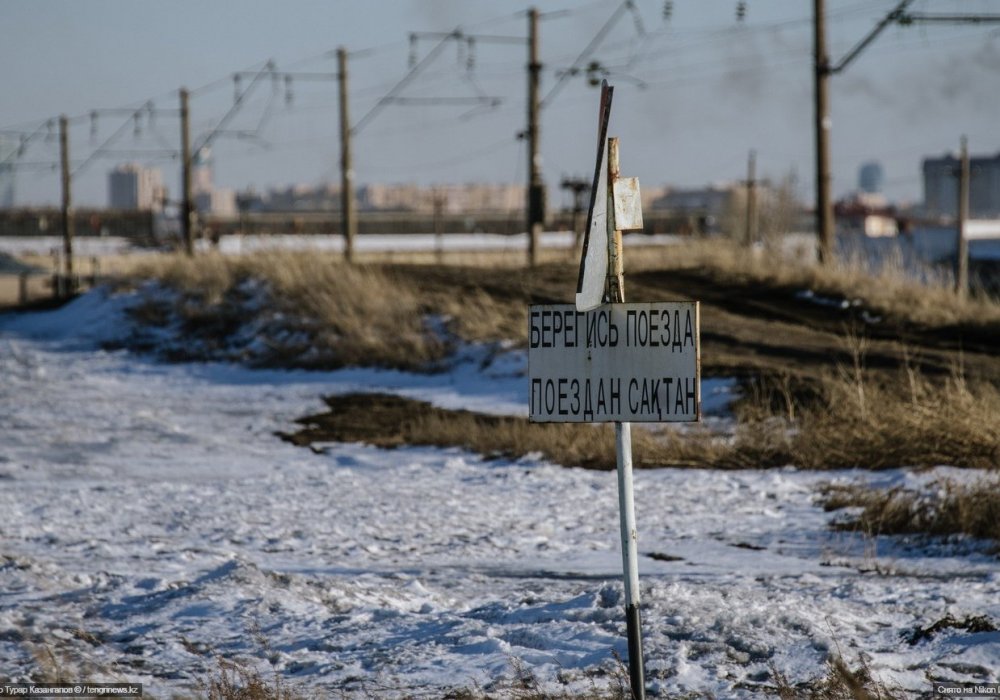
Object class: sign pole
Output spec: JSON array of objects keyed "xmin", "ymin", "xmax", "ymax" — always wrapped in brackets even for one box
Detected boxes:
[
  {"xmin": 606, "ymin": 136, "xmax": 646, "ymax": 700},
  {"xmin": 540, "ymin": 80, "xmax": 694, "ymax": 698},
  {"xmin": 616, "ymin": 422, "xmax": 645, "ymax": 698}
]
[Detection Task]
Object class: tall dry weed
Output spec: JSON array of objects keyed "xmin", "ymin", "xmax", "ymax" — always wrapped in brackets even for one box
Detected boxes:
[
  {"xmin": 797, "ymin": 366, "xmax": 999, "ymax": 470},
  {"xmin": 820, "ymin": 477, "xmax": 1000, "ymax": 544}
]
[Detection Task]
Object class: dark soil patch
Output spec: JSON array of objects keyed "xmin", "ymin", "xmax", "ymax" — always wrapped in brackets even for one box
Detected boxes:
[
  {"xmin": 277, "ymin": 393, "xmax": 724, "ymax": 470},
  {"xmin": 384, "ymin": 262, "xmax": 1000, "ymax": 385}
]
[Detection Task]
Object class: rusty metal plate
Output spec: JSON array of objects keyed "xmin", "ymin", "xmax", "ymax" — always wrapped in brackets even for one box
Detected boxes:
[{"xmin": 612, "ymin": 177, "xmax": 643, "ymax": 232}]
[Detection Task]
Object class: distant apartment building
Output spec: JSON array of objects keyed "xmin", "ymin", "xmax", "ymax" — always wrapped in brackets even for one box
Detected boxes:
[
  {"xmin": 265, "ymin": 183, "xmax": 340, "ymax": 211},
  {"xmin": 650, "ymin": 185, "xmax": 735, "ymax": 216},
  {"xmin": 359, "ymin": 183, "xmax": 524, "ymax": 214},
  {"xmin": 243, "ymin": 182, "xmax": 525, "ymax": 214},
  {"xmin": 858, "ymin": 161, "xmax": 884, "ymax": 194},
  {"xmin": 648, "ymin": 182, "xmax": 787, "ymax": 236},
  {"xmin": 428, "ymin": 183, "xmax": 524, "ymax": 214},
  {"xmin": 357, "ymin": 183, "xmax": 420, "ymax": 212},
  {"xmin": 194, "ymin": 189, "xmax": 237, "ymax": 218},
  {"xmin": 108, "ymin": 163, "xmax": 165, "ymax": 211},
  {"xmin": 923, "ymin": 151, "xmax": 1000, "ymax": 218}
]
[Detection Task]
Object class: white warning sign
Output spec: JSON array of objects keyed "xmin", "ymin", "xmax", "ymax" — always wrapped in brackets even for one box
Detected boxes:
[{"xmin": 529, "ymin": 302, "xmax": 700, "ymax": 423}]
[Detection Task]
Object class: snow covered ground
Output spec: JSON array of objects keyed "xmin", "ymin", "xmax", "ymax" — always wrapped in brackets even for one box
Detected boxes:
[
  {"xmin": 0, "ymin": 290, "xmax": 997, "ymax": 698},
  {"xmin": 0, "ymin": 232, "xmax": 684, "ymax": 260}
]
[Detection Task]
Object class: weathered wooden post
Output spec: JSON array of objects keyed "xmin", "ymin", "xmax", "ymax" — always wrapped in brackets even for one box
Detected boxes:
[{"xmin": 529, "ymin": 81, "xmax": 701, "ymax": 700}]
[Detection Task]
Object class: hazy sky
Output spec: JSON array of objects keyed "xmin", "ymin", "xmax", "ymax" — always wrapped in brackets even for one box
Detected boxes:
[{"xmin": 2, "ymin": 0, "xmax": 999, "ymax": 209}]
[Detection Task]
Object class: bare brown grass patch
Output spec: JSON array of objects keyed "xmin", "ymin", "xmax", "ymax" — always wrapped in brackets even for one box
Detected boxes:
[
  {"xmin": 738, "ymin": 329, "xmax": 1000, "ymax": 470},
  {"xmin": 127, "ymin": 252, "xmax": 448, "ymax": 370},
  {"xmin": 819, "ymin": 477, "xmax": 1000, "ymax": 544}
]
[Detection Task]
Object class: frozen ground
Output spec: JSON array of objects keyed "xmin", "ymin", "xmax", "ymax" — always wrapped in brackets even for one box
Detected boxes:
[
  {"xmin": 0, "ymin": 232, "xmax": 682, "ymax": 259},
  {"xmin": 0, "ymin": 290, "xmax": 997, "ymax": 698}
]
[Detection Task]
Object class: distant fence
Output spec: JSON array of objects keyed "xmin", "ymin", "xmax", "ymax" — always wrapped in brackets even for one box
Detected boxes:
[
  {"xmin": 0, "ymin": 206, "xmax": 805, "ymax": 239},
  {"xmin": 202, "ymin": 210, "xmax": 713, "ymax": 238},
  {"xmin": 0, "ymin": 208, "xmax": 155, "ymax": 240}
]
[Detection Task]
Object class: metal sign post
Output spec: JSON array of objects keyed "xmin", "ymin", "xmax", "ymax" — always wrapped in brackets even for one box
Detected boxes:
[
  {"xmin": 606, "ymin": 134, "xmax": 645, "ymax": 700},
  {"xmin": 529, "ymin": 80, "xmax": 701, "ymax": 700}
]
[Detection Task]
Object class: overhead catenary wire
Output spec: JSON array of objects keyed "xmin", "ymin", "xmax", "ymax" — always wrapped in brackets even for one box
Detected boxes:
[
  {"xmin": 539, "ymin": 0, "xmax": 637, "ymax": 110},
  {"xmin": 4, "ymin": 1, "xmax": 998, "ymax": 208},
  {"xmin": 359, "ymin": 135, "xmax": 517, "ymax": 174},
  {"xmin": 0, "ymin": 1, "xmax": 987, "ymax": 135}
]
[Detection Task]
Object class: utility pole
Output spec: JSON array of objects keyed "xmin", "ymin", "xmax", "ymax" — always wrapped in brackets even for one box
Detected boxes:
[
  {"xmin": 179, "ymin": 87, "xmax": 194, "ymax": 257},
  {"xmin": 527, "ymin": 7, "xmax": 544, "ymax": 266},
  {"xmin": 813, "ymin": 0, "xmax": 921, "ymax": 264},
  {"xmin": 809, "ymin": 0, "xmax": 1000, "ymax": 267},
  {"xmin": 433, "ymin": 188, "xmax": 445, "ymax": 264},
  {"xmin": 956, "ymin": 136, "xmax": 969, "ymax": 298},
  {"xmin": 561, "ymin": 176, "xmax": 590, "ymax": 254},
  {"xmin": 339, "ymin": 47, "xmax": 357, "ymax": 264},
  {"xmin": 59, "ymin": 114, "xmax": 74, "ymax": 294},
  {"xmin": 813, "ymin": 0, "xmax": 833, "ymax": 264},
  {"xmin": 744, "ymin": 149, "xmax": 757, "ymax": 247}
]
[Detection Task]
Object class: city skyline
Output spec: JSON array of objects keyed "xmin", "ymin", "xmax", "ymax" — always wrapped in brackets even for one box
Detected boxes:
[{"xmin": 2, "ymin": 1, "xmax": 999, "ymax": 211}]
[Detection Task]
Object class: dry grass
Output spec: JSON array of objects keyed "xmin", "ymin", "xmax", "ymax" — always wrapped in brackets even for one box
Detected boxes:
[
  {"xmin": 631, "ymin": 237, "xmax": 1000, "ymax": 330},
  {"xmin": 770, "ymin": 655, "xmax": 906, "ymax": 700},
  {"xmin": 737, "ymin": 360, "xmax": 1000, "ymax": 470},
  {"xmin": 819, "ymin": 477, "xmax": 1000, "ymax": 544},
  {"xmin": 204, "ymin": 657, "xmax": 304, "ymax": 700},
  {"xmin": 126, "ymin": 252, "xmax": 448, "ymax": 370},
  {"xmin": 281, "ymin": 352, "xmax": 1000, "ymax": 471},
  {"xmin": 120, "ymin": 240, "xmax": 1000, "ymax": 371},
  {"xmin": 0, "ymin": 273, "xmax": 51, "ymax": 307},
  {"xmin": 124, "ymin": 246, "xmax": 998, "ymax": 470}
]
